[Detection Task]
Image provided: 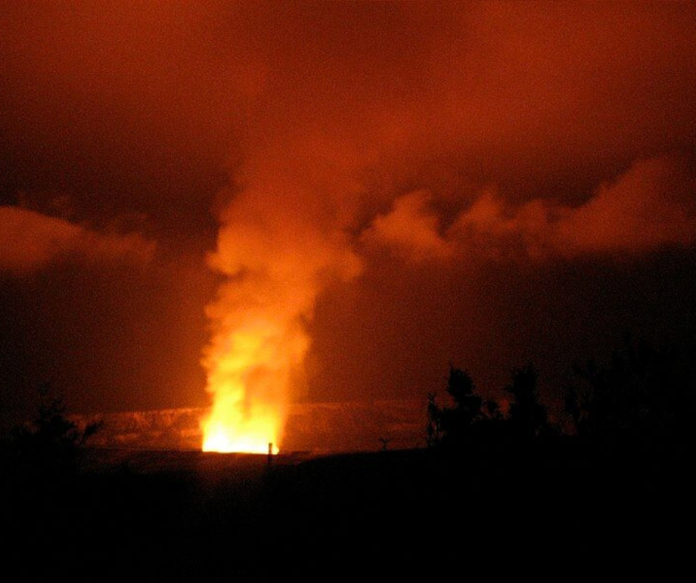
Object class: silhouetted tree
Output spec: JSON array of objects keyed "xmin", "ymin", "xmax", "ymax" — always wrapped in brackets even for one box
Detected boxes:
[
  {"xmin": 565, "ymin": 337, "xmax": 692, "ymax": 445},
  {"xmin": 505, "ymin": 364, "xmax": 549, "ymax": 439},
  {"xmin": 475, "ymin": 397, "xmax": 508, "ymax": 442},
  {"xmin": 426, "ymin": 392, "xmax": 442, "ymax": 448},
  {"xmin": 426, "ymin": 365, "xmax": 512, "ymax": 448},
  {"xmin": 11, "ymin": 383, "xmax": 101, "ymax": 474},
  {"xmin": 438, "ymin": 365, "xmax": 484, "ymax": 446},
  {"xmin": 483, "ymin": 399, "xmax": 503, "ymax": 421}
]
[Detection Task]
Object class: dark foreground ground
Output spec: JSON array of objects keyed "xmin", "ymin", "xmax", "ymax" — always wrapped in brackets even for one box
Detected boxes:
[{"xmin": 1, "ymin": 439, "xmax": 691, "ymax": 582}]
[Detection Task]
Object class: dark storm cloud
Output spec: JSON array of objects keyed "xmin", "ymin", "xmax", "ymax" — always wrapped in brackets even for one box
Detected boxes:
[{"xmin": 1, "ymin": 1, "xmax": 695, "ymax": 428}]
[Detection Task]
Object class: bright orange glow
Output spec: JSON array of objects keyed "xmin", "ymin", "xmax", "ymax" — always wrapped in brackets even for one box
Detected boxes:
[
  {"xmin": 200, "ymin": 305, "xmax": 310, "ymax": 454},
  {"xmin": 202, "ymin": 390, "xmax": 281, "ymax": 455}
]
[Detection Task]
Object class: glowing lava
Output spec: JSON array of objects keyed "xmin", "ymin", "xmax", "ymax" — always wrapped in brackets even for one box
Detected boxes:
[
  {"xmin": 202, "ymin": 391, "xmax": 281, "ymax": 455},
  {"xmin": 201, "ymin": 312, "xmax": 308, "ymax": 454}
]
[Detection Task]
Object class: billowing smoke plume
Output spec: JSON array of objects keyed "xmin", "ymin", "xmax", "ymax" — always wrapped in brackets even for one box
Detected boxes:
[{"xmin": 200, "ymin": 145, "xmax": 362, "ymax": 452}]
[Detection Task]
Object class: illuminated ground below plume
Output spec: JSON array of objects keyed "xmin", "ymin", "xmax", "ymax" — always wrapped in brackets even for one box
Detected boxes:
[{"xmin": 69, "ymin": 399, "xmax": 424, "ymax": 453}]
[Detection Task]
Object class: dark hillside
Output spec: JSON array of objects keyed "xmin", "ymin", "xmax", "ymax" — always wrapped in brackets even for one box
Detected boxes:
[{"xmin": 1, "ymin": 439, "xmax": 689, "ymax": 581}]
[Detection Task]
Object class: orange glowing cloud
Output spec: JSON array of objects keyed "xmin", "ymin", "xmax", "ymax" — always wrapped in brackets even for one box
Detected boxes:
[
  {"xmin": 362, "ymin": 190, "xmax": 452, "ymax": 262},
  {"xmin": 0, "ymin": 206, "xmax": 155, "ymax": 274},
  {"xmin": 367, "ymin": 156, "xmax": 696, "ymax": 263},
  {"xmin": 554, "ymin": 156, "xmax": 696, "ymax": 255}
]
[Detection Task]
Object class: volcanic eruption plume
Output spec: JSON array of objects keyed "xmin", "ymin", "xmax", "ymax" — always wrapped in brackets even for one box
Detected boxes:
[{"xmin": 200, "ymin": 146, "xmax": 362, "ymax": 453}]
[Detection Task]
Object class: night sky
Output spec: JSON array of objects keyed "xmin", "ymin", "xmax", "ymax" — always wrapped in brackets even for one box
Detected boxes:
[{"xmin": 1, "ymin": 2, "xmax": 695, "ymax": 442}]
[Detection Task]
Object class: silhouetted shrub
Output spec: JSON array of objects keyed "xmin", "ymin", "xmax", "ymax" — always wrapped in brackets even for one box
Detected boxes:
[
  {"xmin": 565, "ymin": 337, "xmax": 692, "ymax": 446},
  {"xmin": 438, "ymin": 366, "xmax": 484, "ymax": 446},
  {"xmin": 505, "ymin": 364, "xmax": 550, "ymax": 439},
  {"xmin": 427, "ymin": 365, "xmax": 509, "ymax": 448},
  {"xmin": 10, "ymin": 383, "xmax": 101, "ymax": 475}
]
